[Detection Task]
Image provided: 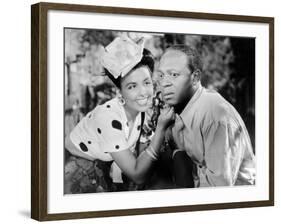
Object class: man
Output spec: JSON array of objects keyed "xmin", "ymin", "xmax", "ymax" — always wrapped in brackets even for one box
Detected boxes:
[{"xmin": 157, "ymin": 45, "xmax": 255, "ymax": 187}]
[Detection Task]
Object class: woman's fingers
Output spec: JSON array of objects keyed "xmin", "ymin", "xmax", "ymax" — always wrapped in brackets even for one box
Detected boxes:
[
  {"xmin": 158, "ymin": 106, "xmax": 176, "ymax": 128},
  {"xmin": 171, "ymin": 115, "xmax": 185, "ymax": 149},
  {"xmin": 160, "ymin": 106, "xmax": 170, "ymax": 114},
  {"xmin": 168, "ymin": 108, "xmax": 175, "ymax": 120}
]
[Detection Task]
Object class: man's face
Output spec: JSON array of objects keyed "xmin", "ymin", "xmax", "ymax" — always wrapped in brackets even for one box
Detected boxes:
[{"xmin": 157, "ymin": 50, "xmax": 193, "ymax": 107}]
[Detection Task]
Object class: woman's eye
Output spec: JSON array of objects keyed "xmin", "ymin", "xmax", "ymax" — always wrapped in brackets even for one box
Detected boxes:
[
  {"xmin": 145, "ymin": 81, "xmax": 152, "ymax": 85},
  {"xmin": 128, "ymin": 84, "xmax": 136, "ymax": 90}
]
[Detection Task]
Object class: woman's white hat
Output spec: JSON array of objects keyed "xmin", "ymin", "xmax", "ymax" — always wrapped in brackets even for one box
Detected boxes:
[{"xmin": 100, "ymin": 36, "xmax": 145, "ymax": 79}]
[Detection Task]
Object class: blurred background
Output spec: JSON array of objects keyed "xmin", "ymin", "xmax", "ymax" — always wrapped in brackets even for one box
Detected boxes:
[{"xmin": 64, "ymin": 29, "xmax": 255, "ymax": 194}]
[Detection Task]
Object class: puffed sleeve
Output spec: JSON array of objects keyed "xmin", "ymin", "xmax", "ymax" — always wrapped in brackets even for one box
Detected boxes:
[
  {"xmin": 93, "ymin": 108, "xmax": 129, "ymax": 153},
  {"xmin": 203, "ymin": 118, "xmax": 245, "ymax": 186},
  {"xmin": 69, "ymin": 109, "xmax": 113, "ymax": 161}
]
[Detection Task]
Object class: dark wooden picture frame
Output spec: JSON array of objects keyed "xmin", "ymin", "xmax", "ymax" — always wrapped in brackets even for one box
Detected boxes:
[{"xmin": 31, "ymin": 2, "xmax": 274, "ymax": 221}]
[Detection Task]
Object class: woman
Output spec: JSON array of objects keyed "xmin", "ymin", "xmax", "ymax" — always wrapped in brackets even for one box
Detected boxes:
[{"xmin": 65, "ymin": 36, "xmax": 174, "ymax": 186}]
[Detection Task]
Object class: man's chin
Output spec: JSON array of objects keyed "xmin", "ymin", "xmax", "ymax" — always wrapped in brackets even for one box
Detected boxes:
[{"xmin": 164, "ymin": 99, "xmax": 177, "ymax": 107}]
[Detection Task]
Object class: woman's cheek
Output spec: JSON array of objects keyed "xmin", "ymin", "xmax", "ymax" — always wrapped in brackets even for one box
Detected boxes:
[
  {"xmin": 147, "ymin": 85, "xmax": 154, "ymax": 96},
  {"xmin": 124, "ymin": 89, "xmax": 136, "ymax": 101},
  {"xmin": 127, "ymin": 91, "xmax": 139, "ymax": 105}
]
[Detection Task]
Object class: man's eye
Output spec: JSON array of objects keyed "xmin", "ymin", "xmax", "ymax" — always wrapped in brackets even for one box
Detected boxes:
[
  {"xmin": 158, "ymin": 73, "xmax": 164, "ymax": 78},
  {"xmin": 171, "ymin": 72, "xmax": 180, "ymax": 77}
]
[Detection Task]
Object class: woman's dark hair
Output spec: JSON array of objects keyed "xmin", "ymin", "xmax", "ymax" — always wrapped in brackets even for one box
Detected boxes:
[{"xmin": 104, "ymin": 48, "xmax": 155, "ymax": 89}]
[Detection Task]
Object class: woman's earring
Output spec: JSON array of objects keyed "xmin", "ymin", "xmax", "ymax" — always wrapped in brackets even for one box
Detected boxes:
[{"xmin": 118, "ymin": 95, "xmax": 126, "ymax": 106}]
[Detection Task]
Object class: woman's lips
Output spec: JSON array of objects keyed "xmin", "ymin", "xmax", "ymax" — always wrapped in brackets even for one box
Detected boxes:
[{"xmin": 136, "ymin": 97, "xmax": 150, "ymax": 106}]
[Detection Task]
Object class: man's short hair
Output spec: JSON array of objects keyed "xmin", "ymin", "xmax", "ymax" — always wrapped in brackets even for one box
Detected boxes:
[{"xmin": 165, "ymin": 45, "xmax": 203, "ymax": 74}]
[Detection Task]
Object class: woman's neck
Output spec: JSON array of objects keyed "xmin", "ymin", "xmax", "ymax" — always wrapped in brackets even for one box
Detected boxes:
[{"xmin": 123, "ymin": 104, "xmax": 138, "ymax": 122}]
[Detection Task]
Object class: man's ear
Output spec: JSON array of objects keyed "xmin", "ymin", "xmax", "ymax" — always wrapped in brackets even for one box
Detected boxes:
[{"xmin": 192, "ymin": 69, "xmax": 201, "ymax": 84}]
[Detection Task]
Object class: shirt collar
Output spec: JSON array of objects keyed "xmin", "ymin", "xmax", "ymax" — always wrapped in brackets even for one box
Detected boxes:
[{"xmin": 180, "ymin": 83, "xmax": 204, "ymax": 118}]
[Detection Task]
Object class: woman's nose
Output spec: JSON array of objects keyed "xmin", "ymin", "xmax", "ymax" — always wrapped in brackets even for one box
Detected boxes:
[
  {"xmin": 136, "ymin": 84, "xmax": 144, "ymax": 95},
  {"xmin": 139, "ymin": 84, "xmax": 150, "ymax": 96}
]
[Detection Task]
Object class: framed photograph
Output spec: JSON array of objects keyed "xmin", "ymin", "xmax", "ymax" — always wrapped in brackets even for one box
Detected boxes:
[{"xmin": 31, "ymin": 2, "xmax": 274, "ymax": 221}]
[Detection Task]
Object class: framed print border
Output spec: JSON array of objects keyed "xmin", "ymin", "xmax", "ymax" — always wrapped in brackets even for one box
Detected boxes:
[{"xmin": 31, "ymin": 2, "xmax": 274, "ymax": 221}]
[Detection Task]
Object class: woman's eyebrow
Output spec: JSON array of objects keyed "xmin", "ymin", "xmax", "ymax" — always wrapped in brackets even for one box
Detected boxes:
[
  {"xmin": 125, "ymin": 82, "xmax": 136, "ymax": 87},
  {"xmin": 143, "ymin": 77, "xmax": 150, "ymax": 81}
]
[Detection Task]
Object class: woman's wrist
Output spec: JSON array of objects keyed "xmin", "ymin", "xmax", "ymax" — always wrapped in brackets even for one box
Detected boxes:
[
  {"xmin": 149, "ymin": 124, "xmax": 165, "ymax": 155},
  {"xmin": 155, "ymin": 122, "xmax": 166, "ymax": 132}
]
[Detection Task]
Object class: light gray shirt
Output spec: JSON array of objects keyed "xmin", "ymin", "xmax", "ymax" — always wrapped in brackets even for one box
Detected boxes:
[{"xmin": 171, "ymin": 84, "xmax": 256, "ymax": 187}]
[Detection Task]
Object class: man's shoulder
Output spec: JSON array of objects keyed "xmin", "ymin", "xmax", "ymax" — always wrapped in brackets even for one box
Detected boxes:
[
  {"xmin": 198, "ymin": 88, "xmax": 232, "ymax": 121},
  {"xmin": 198, "ymin": 88, "xmax": 223, "ymax": 108}
]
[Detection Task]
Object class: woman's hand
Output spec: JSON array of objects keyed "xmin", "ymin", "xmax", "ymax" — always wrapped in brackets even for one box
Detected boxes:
[
  {"xmin": 171, "ymin": 114, "xmax": 185, "ymax": 149},
  {"xmin": 157, "ymin": 106, "xmax": 175, "ymax": 130}
]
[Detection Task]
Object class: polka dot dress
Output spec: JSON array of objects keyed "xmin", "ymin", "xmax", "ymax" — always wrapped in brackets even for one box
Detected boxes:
[{"xmin": 69, "ymin": 97, "xmax": 142, "ymax": 161}]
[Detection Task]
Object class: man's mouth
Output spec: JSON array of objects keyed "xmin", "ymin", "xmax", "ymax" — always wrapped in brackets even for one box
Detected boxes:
[{"xmin": 163, "ymin": 92, "xmax": 174, "ymax": 99}]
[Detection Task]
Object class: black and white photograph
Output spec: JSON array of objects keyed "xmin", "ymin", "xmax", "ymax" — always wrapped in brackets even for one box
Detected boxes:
[
  {"xmin": 64, "ymin": 29, "xmax": 256, "ymax": 194},
  {"xmin": 30, "ymin": 2, "xmax": 274, "ymax": 221}
]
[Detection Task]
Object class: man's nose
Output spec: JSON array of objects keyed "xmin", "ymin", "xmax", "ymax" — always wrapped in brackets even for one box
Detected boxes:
[{"xmin": 160, "ymin": 75, "xmax": 172, "ymax": 87}]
